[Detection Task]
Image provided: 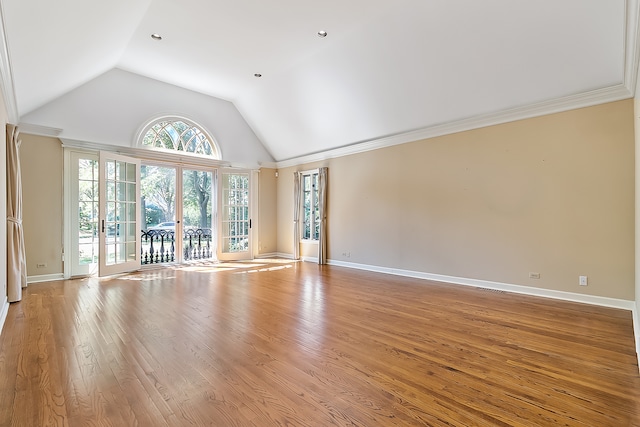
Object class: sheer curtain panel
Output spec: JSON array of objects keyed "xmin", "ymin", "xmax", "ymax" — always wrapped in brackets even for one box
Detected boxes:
[
  {"xmin": 293, "ymin": 171, "xmax": 301, "ymax": 260},
  {"xmin": 6, "ymin": 124, "xmax": 26, "ymax": 302},
  {"xmin": 317, "ymin": 167, "xmax": 328, "ymax": 265}
]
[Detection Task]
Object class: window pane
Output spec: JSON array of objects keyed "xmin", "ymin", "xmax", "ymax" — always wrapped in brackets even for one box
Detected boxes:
[
  {"xmin": 107, "ymin": 182, "xmax": 115, "ymax": 201},
  {"xmin": 106, "ymin": 161, "xmax": 115, "ymax": 180},
  {"xmin": 127, "ymin": 183, "xmax": 136, "ymax": 201},
  {"xmin": 78, "ymin": 180, "xmax": 94, "ymax": 201},
  {"xmin": 107, "ymin": 202, "xmax": 116, "ymax": 222},
  {"xmin": 116, "ymin": 161, "xmax": 126, "ymax": 180},
  {"xmin": 117, "ymin": 182, "xmax": 126, "ymax": 201},
  {"xmin": 117, "ymin": 202, "xmax": 126, "ymax": 222},
  {"xmin": 126, "ymin": 163, "xmax": 136, "ymax": 182}
]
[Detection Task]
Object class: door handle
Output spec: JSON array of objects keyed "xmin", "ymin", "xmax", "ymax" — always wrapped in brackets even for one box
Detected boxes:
[{"xmin": 102, "ymin": 219, "xmax": 105, "ymax": 233}]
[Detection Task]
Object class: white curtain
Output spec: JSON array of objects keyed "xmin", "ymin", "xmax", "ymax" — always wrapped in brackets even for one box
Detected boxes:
[
  {"xmin": 293, "ymin": 171, "xmax": 301, "ymax": 260},
  {"xmin": 317, "ymin": 167, "xmax": 328, "ymax": 265},
  {"xmin": 7, "ymin": 124, "xmax": 26, "ymax": 302}
]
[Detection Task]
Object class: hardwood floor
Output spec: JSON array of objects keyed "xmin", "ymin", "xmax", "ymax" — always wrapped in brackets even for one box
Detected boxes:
[{"xmin": 0, "ymin": 260, "xmax": 638, "ymax": 426}]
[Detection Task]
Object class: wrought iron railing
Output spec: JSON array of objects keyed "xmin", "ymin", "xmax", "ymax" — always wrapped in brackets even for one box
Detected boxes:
[{"xmin": 141, "ymin": 228, "xmax": 213, "ymax": 265}]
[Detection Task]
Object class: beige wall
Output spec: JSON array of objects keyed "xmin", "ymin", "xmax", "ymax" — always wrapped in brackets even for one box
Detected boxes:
[
  {"xmin": 21, "ymin": 134, "xmax": 63, "ymax": 278},
  {"xmin": 258, "ymin": 168, "xmax": 278, "ymax": 256},
  {"xmin": 278, "ymin": 99, "xmax": 635, "ymax": 300}
]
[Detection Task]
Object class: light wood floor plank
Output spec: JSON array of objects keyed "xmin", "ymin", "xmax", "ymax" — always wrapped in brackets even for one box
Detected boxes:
[{"xmin": 1, "ymin": 260, "xmax": 639, "ymax": 426}]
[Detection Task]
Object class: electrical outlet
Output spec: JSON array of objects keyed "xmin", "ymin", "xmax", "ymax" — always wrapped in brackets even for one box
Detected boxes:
[
  {"xmin": 529, "ymin": 272, "xmax": 540, "ymax": 279},
  {"xmin": 579, "ymin": 276, "xmax": 588, "ymax": 286}
]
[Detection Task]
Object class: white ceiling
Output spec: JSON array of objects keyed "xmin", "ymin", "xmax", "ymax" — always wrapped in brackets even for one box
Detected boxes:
[{"xmin": 0, "ymin": 0, "xmax": 636, "ymax": 162}]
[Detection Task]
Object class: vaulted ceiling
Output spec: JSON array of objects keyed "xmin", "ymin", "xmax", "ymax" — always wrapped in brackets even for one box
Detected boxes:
[{"xmin": 0, "ymin": 0, "xmax": 637, "ymax": 164}]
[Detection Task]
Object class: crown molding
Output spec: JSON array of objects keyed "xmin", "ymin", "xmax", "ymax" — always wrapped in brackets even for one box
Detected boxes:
[
  {"xmin": 0, "ymin": 1, "xmax": 18, "ymax": 123},
  {"xmin": 258, "ymin": 161, "xmax": 278, "ymax": 169},
  {"xmin": 60, "ymin": 137, "xmax": 239, "ymax": 169},
  {"xmin": 276, "ymin": 84, "xmax": 633, "ymax": 169},
  {"xmin": 18, "ymin": 122, "xmax": 62, "ymax": 137},
  {"xmin": 277, "ymin": 1, "xmax": 640, "ymax": 169},
  {"xmin": 626, "ymin": 0, "xmax": 640, "ymax": 96}
]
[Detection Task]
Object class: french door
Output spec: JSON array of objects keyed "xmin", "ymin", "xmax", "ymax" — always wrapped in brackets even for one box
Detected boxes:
[
  {"xmin": 218, "ymin": 169, "xmax": 252, "ymax": 261},
  {"xmin": 67, "ymin": 151, "xmax": 254, "ymax": 276},
  {"xmin": 67, "ymin": 151, "xmax": 99, "ymax": 277},
  {"xmin": 98, "ymin": 152, "xmax": 141, "ymax": 276},
  {"xmin": 140, "ymin": 164, "xmax": 216, "ymax": 264}
]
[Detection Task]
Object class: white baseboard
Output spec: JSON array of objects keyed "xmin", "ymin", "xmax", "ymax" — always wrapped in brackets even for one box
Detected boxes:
[
  {"xmin": 633, "ymin": 304, "xmax": 640, "ymax": 373},
  {"xmin": 327, "ymin": 259, "xmax": 636, "ymax": 311},
  {"xmin": 272, "ymin": 252, "xmax": 295, "ymax": 260},
  {"xmin": 0, "ymin": 296, "xmax": 8, "ymax": 337},
  {"xmin": 255, "ymin": 252, "xmax": 282, "ymax": 259},
  {"xmin": 27, "ymin": 273, "xmax": 65, "ymax": 284},
  {"xmin": 301, "ymin": 256, "xmax": 319, "ymax": 264}
]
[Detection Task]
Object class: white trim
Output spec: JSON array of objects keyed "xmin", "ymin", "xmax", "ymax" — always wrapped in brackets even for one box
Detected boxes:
[
  {"xmin": 633, "ymin": 303, "xmax": 640, "ymax": 372},
  {"xmin": 327, "ymin": 259, "xmax": 636, "ymax": 311},
  {"xmin": 301, "ymin": 256, "xmax": 319, "ymax": 264},
  {"xmin": 251, "ymin": 170, "xmax": 259, "ymax": 258},
  {"xmin": 27, "ymin": 273, "xmax": 65, "ymax": 284},
  {"xmin": 60, "ymin": 138, "xmax": 235, "ymax": 170},
  {"xmin": 63, "ymin": 149, "xmax": 71, "ymax": 279},
  {"xmin": 256, "ymin": 252, "xmax": 280, "ymax": 259},
  {"xmin": 259, "ymin": 161, "xmax": 278, "ymax": 169},
  {"xmin": 626, "ymin": 0, "xmax": 640, "ymax": 95},
  {"xmin": 276, "ymin": 84, "xmax": 632, "ymax": 168},
  {"xmin": 275, "ymin": 0, "xmax": 640, "ymax": 168},
  {"xmin": 274, "ymin": 252, "xmax": 295, "ymax": 260},
  {"xmin": 0, "ymin": 296, "xmax": 8, "ymax": 337},
  {"xmin": 17, "ymin": 123, "xmax": 62, "ymax": 137}
]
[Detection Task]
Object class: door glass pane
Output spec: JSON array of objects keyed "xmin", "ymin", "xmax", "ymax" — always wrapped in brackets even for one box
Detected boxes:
[
  {"xmin": 126, "ymin": 163, "xmax": 136, "ymax": 182},
  {"xmin": 117, "ymin": 161, "xmax": 127, "ymax": 180},
  {"xmin": 127, "ymin": 183, "xmax": 136, "ymax": 201},
  {"xmin": 127, "ymin": 202, "xmax": 136, "ymax": 221},
  {"xmin": 107, "ymin": 181, "xmax": 115, "ymax": 201},
  {"xmin": 107, "ymin": 202, "xmax": 116, "ymax": 222},
  {"xmin": 106, "ymin": 161, "xmax": 115, "ymax": 179},
  {"xmin": 182, "ymin": 169, "xmax": 213, "ymax": 261}
]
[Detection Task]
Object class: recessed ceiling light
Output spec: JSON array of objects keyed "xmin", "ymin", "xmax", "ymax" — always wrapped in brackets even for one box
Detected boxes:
[
  {"xmin": 254, "ymin": 73, "xmax": 262, "ymax": 78},
  {"xmin": 151, "ymin": 33, "xmax": 162, "ymax": 40},
  {"xmin": 317, "ymin": 30, "xmax": 327, "ymax": 38}
]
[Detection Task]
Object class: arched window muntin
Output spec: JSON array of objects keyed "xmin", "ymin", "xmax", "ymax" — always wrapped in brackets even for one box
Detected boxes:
[{"xmin": 136, "ymin": 116, "xmax": 221, "ymax": 160}]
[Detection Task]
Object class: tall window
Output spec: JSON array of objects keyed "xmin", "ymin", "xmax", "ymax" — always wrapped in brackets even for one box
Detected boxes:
[
  {"xmin": 302, "ymin": 170, "xmax": 319, "ymax": 241},
  {"xmin": 138, "ymin": 117, "xmax": 220, "ymax": 159}
]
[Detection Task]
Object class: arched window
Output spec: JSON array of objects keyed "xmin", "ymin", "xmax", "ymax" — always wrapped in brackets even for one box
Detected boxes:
[{"xmin": 137, "ymin": 117, "xmax": 221, "ymax": 159}]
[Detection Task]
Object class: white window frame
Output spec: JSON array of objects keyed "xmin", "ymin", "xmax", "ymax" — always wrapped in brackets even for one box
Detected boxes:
[
  {"xmin": 300, "ymin": 169, "xmax": 320, "ymax": 243},
  {"xmin": 135, "ymin": 115, "xmax": 222, "ymax": 160}
]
